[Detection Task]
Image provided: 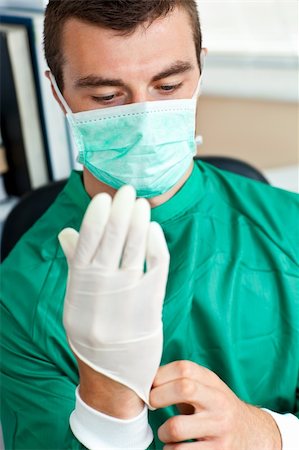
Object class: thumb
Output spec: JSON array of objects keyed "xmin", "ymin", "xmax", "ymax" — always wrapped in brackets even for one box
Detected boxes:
[{"xmin": 58, "ymin": 228, "xmax": 79, "ymax": 262}]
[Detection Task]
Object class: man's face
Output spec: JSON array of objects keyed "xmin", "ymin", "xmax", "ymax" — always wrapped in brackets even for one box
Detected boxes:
[{"xmin": 59, "ymin": 6, "xmax": 200, "ymax": 113}]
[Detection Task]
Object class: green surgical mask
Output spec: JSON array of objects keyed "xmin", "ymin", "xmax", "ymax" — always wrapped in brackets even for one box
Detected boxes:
[{"xmin": 51, "ymin": 74, "xmax": 201, "ymax": 198}]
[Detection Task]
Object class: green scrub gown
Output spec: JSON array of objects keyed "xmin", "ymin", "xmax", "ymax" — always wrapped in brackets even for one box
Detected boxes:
[{"xmin": 1, "ymin": 161, "xmax": 299, "ymax": 449}]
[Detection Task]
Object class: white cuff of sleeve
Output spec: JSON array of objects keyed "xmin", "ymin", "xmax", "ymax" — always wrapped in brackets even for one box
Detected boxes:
[
  {"xmin": 69, "ymin": 387, "xmax": 153, "ymax": 450},
  {"xmin": 263, "ymin": 409, "xmax": 299, "ymax": 450}
]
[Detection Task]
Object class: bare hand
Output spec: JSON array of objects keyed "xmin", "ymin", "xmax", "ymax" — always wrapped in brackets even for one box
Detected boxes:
[{"xmin": 150, "ymin": 361, "xmax": 282, "ymax": 450}]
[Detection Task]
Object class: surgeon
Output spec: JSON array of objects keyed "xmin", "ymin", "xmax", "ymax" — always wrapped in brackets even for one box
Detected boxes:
[{"xmin": 1, "ymin": 0, "xmax": 298, "ymax": 449}]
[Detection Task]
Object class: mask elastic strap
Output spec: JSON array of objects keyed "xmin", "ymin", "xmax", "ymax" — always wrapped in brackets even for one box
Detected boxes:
[
  {"xmin": 200, "ymin": 48, "xmax": 206, "ymax": 75},
  {"xmin": 49, "ymin": 72, "xmax": 73, "ymax": 115},
  {"xmin": 192, "ymin": 77, "xmax": 202, "ymax": 100},
  {"xmin": 192, "ymin": 48, "xmax": 206, "ymax": 99}
]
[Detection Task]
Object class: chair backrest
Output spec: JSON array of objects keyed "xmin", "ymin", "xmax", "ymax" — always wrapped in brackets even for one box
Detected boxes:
[
  {"xmin": 1, "ymin": 179, "xmax": 66, "ymax": 262},
  {"xmin": 197, "ymin": 156, "xmax": 269, "ymax": 184},
  {"xmin": 0, "ymin": 157, "xmax": 269, "ymax": 262}
]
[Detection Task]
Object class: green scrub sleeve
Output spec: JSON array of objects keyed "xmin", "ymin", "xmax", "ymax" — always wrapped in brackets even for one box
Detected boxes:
[
  {"xmin": 0, "ymin": 304, "xmax": 88, "ymax": 450},
  {"xmin": 1, "ymin": 296, "xmax": 157, "ymax": 449}
]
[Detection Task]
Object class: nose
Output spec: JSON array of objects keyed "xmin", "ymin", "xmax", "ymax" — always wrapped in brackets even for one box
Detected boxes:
[{"xmin": 129, "ymin": 88, "xmax": 150, "ymax": 104}]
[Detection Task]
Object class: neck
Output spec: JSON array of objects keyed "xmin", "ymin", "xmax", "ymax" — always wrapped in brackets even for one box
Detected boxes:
[{"xmin": 83, "ymin": 161, "xmax": 194, "ymax": 208}]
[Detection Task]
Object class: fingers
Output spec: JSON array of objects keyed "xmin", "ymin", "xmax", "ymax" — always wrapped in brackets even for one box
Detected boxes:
[
  {"xmin": 75, "ymin": 192, "xmax": 112, "ymax": 265},
  {"xmin": 153, "ymin": 361, "xmax": 220, "ymax": 389},
  {"xmin": 146, "ymin": 221, "xmax": 170, "ymax": 274},
  {"xmin": 72, "ymin": 185, "xmax": 169, "ymax": 274},
  {"xmin": 150, "ymin": 377, "xmax": 215, "ymax": 410},
  {"xmin": 58, "ymin": 228, "xmax": 79, "ymax": 262},
  {"xmin": 121, "ymin": 198, "xmax": 150, "ymax": 271},
  {"xmin": 93, "ymin": 185, "xmax": 136, "ymax": 269},
  {"xmin": 158, "ymin": 414, "xmax": 215, "ymax": 444}
]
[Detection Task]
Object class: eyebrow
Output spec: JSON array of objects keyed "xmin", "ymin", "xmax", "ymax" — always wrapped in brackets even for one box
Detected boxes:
[
  {"xmin": 75, "ymin": 76, "xmax": 125, "ymax": 89},
  {"xmin": 74, "ymin": 60, "xmax": 194, "ymax": 89},
  {"xmin": 151, "ymin": 61, "xmax": 194, "ymax": 82}
]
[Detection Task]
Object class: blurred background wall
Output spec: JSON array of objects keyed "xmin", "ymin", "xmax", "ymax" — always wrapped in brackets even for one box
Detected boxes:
[
  {"xmin": 197, "ymin": 97, "xmax": 297, "ymax": 169},
  {"xmin": 195, "ymin": 0, "xmax": 298, "ymax": 191}
]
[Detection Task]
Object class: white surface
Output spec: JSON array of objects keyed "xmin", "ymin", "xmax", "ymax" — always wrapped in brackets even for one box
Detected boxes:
[
  {"xmin": 197, "ymin": 0, "xmax": 298, "ymax": 101},
  {"xmin": 0, "ymin": 0, "xmax": 47, "ymax": 9},
  {"xmin": 264, "ymin": 165, "xmax": 299, "ymax": 193},
  {"xmin": 198, "ymin": 0, "xmax": 298, "ymax": 55},
  {"xmin": 0, "ymin": 24, "xmax": 49, "ymax": 188},
  {"xmin": 0, "ymin": 9, "xmax": 73, "ymax": 180},
  {"xmin": 201, "ymin": 55, "xmax": 298, "ymax": 102}
]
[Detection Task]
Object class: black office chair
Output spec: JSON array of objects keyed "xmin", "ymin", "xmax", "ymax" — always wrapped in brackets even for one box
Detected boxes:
[
  {"xmin": 1, "ymin": 179, "xmax": 67, "ymax": 262},
  {"xmin": 0, "ymin": 157, "xmax": 269, "ymax": 262},
  {"xmin": 197, "ymin": 156, "xmax": 269, "ymax": 184}
]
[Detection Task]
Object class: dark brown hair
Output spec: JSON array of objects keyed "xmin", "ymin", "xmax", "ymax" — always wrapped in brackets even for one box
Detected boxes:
[{"xmin": 44, "ymin": 0, "xmax": 202, "ymax": 91}]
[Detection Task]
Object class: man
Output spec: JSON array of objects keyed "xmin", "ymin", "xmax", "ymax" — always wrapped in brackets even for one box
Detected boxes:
[{"xmin": 1, "ymin": 1, "xmax": 298, "ymax": 449}]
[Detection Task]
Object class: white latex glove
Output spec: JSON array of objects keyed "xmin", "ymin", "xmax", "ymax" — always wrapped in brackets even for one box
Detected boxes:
[{"xmin": 58, "ymin": 185, "xmax": 170, "ymax": 405}]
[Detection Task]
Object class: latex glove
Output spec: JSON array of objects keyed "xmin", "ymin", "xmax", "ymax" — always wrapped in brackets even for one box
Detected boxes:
[{"xmin": 58, "ymin": 185, "xmax": 169, "ymax": 405}]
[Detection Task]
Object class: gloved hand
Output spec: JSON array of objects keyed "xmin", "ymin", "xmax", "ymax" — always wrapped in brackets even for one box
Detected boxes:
[{"xmin": 58, "ymin": 185, "xmax": 170, "ymax": 405}]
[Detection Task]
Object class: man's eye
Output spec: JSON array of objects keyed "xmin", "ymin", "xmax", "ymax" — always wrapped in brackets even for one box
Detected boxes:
[
  {"xmin": 92, "ymin": 94, "xmax": 115, "ymax": 103},
  {"xmin": 159, "ymin": 83, "xmax": 182, "ymax": 93}
]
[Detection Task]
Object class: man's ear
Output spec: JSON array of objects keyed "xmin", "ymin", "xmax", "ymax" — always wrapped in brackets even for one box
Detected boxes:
[{"xmin": 45, "ymin": 70, "xmax": 67, "ymax": 115}]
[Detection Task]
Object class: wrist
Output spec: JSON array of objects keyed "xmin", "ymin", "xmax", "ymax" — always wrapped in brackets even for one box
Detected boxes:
[
  {"xmin": 70, "ymin": 388, "xmax": 153, "ymax": 450},
  {"xmin": 262, "ymin": 409, "xmax": 299, "ymax": 450},
  {"xmin": 247, "ymin": 405, "xmax": 282, "ymax": 450},
  {"xmin": 78, "ymin": 361, "xmax": 144, "ymax": 419},
  {"xmin": 260, "ymin": 409, "xmax": 282, "ymax": 450}
]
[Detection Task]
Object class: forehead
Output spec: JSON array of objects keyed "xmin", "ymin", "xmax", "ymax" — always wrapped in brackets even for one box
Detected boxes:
[{"xmin": 61, "ymin": 7, "xmax": 197, "ymax": 81}]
